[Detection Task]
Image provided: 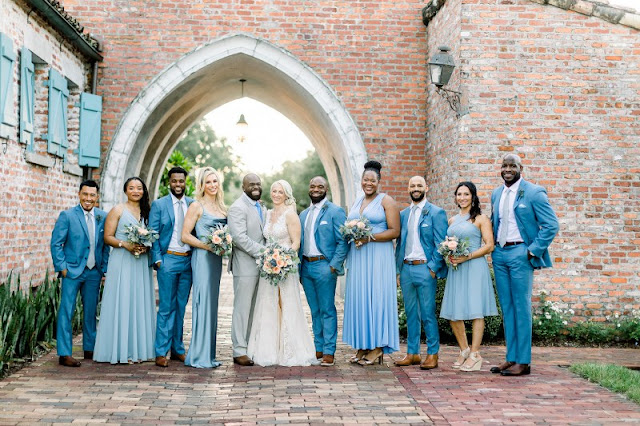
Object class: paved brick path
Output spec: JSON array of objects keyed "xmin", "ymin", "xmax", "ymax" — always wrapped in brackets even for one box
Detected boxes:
[{"xmin": 1, "ymin": 273, "xmax": 638, "ymax": 424}]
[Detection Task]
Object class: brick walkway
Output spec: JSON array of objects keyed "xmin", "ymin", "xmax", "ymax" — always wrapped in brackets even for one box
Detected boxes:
[{"xmin": 1, "ymin": 273, "xmax": 638, "ymax": 424}]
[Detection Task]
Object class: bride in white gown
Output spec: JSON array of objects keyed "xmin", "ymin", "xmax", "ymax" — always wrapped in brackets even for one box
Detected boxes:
[{"xmin": 247, "ymin": 179, "xmax": 320, "ymax": 367}]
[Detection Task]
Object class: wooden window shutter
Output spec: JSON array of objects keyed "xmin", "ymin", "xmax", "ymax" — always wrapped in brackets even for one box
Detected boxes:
[
  {"xmin": 0, "ymin": 33, "xmax": 17, "ymax": 137},
  {"xmin": 78, "ymin": 92, "xmax": 102, "ymax": 167},
  {"xmin": 47, "ymin": 68, "xmax": 68, "ymax": 157},
  {"xmin": 20, "ymin": 48, "xmax": 35, "ymax": 147}
]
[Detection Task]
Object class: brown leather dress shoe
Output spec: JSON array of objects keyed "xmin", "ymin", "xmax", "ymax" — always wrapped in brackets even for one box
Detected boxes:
[
  {"xmin": 233, "ymin": 355, "xmax": 254, "ymax": 366},
  {"xmin": 155, "ymin": 356, "xmax": 169, "ymax": 367},
  {"xmin": 315, "ymin": 351, "xmax": 323, "ymax": 360},
  {"xmin": 420, "ymin": 354, "xmax": 438, "ymax": 370},
  {"xmin": 170, "ymin": 353, "xmax": 186, "ymax": 362},
  {"xmin": 59, "ymin": 356, "xmax": 81, "ymax": 367},
  {"xmin": 83, "ymin": 351, "xmax": 93, "ymax": 360},
  {"xmin": 490, "ymin": 361, "xmax": 515, "ymax": 374},
  {"xmin": 394, "ymin": 354, "xmax": 421, "ymax": 366},
  {"xmin": 321, "ymin": 354, "xmax": 335, "ymax": 366},
  {"xmin": 500, "ymin": 363, "xmax": 531, "ymax": 376}
]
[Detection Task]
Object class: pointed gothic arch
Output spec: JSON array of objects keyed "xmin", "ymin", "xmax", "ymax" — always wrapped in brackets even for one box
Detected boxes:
[{"xmin": 100, "ymin": 34, "xmax": 367, "ymax": 209}]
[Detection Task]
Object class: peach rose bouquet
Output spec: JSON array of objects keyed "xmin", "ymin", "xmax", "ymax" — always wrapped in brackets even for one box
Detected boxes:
[
  {"xmin": 204, "ymin": 224, "xmax": 232, "ymax": 257},
  {"xmin": 437, "ymin": 236, "xmax": 471, "ymax": 270},
  {"xmin": 257, "ymin": 238, "xmax": 300, "ymax": 286},
  {"xmin": 339, "ymin": 217, "xmax": 374, "ymax": 244},
  {"xmin": 123, "ymin": 224, "xmax": 159, "ymax": 258}
]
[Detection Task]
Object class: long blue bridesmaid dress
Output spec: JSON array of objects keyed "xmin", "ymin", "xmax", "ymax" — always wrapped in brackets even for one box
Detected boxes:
[
  {"xmin": 184, "ymin": 208, "xmax": 225, "ymax": 368},
  {"xmin": 93, "ymin": 209, "xmax": 156, "ymax": 363},
  {"xmin": 342, "ymin": 193, "xmax": 399, "ymax": 354}
]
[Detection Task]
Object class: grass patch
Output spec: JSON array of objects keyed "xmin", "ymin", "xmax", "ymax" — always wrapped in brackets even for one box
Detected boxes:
[{"xmin": 570, "ymin": 363, "xmax": 640, "ymax": 405}]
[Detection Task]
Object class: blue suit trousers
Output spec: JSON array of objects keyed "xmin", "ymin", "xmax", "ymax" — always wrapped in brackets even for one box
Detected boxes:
[
  {"xmin": 400, "ymin": 263, "xmax": 439, "ymax": 355},
  {"xmin": 155, "ymin": 254, "xmax": 192, "ymax": 357},
  {"xmin": 300, "ymin": 259, "xmax": 338, "ymax": 355},
  {"xmin": 492, "ymin": 244, "xmax": 534, "ymax": 364},
  {"xmin": 56, "ymin": 267, "xmax": 102, "ymax": 356}
]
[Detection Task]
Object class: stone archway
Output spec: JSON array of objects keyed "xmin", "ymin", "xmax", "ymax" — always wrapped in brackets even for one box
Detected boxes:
[{"xmin": 101, "ymin": 34, "xmax": 367, "ymax": 209}]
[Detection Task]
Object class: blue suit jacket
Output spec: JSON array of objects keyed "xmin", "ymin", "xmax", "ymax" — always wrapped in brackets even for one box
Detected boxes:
[
  {"xmin": 50, "ymin": 205, "xmax": 110, "ymax": 279},
  {"xmin": 491, "ymin": 179, "xmax": 559, "ymax": 269},
  {"xmin": 395, "ymin": 201, "xmax": 448, "ymax": 279},
  {"xmin": 149, "ymin": 195, "xmax": 194, "ymax": 265},
  {"xmin": 299, "ymin": 200, "xmax": 349, "ymax": 275}
]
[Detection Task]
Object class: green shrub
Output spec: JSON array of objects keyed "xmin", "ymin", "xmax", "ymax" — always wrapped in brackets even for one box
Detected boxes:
[
  {"xmin": 532, "ymin": 290, "xmax": 570, "ymax": 343},
  {"xmin": 0, "ymin": 273, "xmax": 82, "ymax": 376}
]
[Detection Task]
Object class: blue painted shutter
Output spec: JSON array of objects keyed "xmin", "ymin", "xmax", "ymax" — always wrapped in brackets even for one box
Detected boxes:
[
  {"xmin": 47, "ymin": 68, "xmax": 68, "ymax": 157},
  {"xmin": 20, "ymin": 48, "xmax": 35, "ymax": 147},
  {"xmin": 78, "ymin": 92, "xmax": 102, "ymax": 167},
  {"xmin": 0, "ymin": 33, "xmax": 17, "ymax": 133}
]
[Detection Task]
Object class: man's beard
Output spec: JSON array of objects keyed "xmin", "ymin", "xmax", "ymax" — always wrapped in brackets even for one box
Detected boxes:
[
  {"xmin": 309, "ymin": 193, "xmax": 326, "ymax": 204},
  {"xmin": 410, "ymin": 192, "xmax": 425, "ymax": 202}
]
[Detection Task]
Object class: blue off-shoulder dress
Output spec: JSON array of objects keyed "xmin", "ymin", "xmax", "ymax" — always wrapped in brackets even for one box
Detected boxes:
[
  {"xmin": 440, "ymin": 214, "xmax": 498, "ymax": 320},
  {"xmin": 93, "ymin": 209, "xmax": 155, "ymax": 364},
  {"xmin": 342, "ymin": 193, "xmax": 399, "ymax": 354},
  {"xmin": 185, "ymin": 208, "xmax": 225, "ymax": 368}
]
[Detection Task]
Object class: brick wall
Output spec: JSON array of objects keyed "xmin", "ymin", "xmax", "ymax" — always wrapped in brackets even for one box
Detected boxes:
[
  {"xmin": 426, "ymin": 0, "xmax": 639, "ymax": 317},
  {"xmin": 0, "ymin": 0, "xmax": 92, "ymax": 283},
  {"xmin": 61, "ymin": 0, "xmax": 432, "ymax": 203}
]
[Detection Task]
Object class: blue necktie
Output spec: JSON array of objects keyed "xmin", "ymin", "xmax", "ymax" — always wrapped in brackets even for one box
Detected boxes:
[{"xmin": 255, "ymin": 202, "xmax": 263, "ymax": 222}]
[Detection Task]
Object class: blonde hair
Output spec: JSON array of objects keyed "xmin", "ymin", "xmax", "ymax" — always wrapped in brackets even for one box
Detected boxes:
[
  {"xmin": 195, "ymin": 167, "xmax": 227, "ymax": 213},
  {"xmin": 271, "ymin": 179, "xmax": 296, "ymax": 209}
]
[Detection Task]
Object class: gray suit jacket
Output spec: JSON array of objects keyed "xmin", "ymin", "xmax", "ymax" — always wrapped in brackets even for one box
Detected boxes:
[{"xmin": 228, "ymin": 193, "xmax": 266, "ymax": 277}]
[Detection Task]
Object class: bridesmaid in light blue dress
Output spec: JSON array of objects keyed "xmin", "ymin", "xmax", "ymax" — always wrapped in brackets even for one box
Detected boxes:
[
  {"xmin": 440, "ymin": 181, "xmax": 497, "ymax": 372},
  {"xmin": 181, "ymin": 167, "xmax": 227, "ymax": 368},
  {"xmin": 94, "ymin": 177, "xmax": 156, "ymax": 364},
  {"xmin": 343, "ymin": 161, "xmax": 400, "ymax": 366}
]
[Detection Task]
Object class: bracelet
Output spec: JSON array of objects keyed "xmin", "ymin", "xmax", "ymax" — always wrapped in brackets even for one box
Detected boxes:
[{"xmin": 118, "ymin": 241, "xmax": 123, "ymax": 248}]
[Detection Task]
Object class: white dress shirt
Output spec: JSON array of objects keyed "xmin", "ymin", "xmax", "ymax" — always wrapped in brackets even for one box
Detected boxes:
[
  {"xmin": 304, "ymin": 198, "xmax": 327, "ymax": 257},
  {"xmin": 168, "ymin": 193, "xmax": 190, "ymax": 253},
  {"xmin": 497, "ymin": 178, "xmax": 524, "ymax": 243},
  {"xmin": 404, "ymin": 198, "xmax": 427, "ymax": 261}
]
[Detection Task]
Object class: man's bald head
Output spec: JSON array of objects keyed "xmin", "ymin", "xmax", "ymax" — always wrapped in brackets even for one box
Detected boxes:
[
  {"xmin": 309, "ymin": 176, "xmax": 329, "ymax": 204},
  {"xmin": 407, "ymin": 176, "xmax": 427, "ymax": 203},
  {"xmin": 242, "ymin": 173, "xmax": 262, "ymax": 201}
]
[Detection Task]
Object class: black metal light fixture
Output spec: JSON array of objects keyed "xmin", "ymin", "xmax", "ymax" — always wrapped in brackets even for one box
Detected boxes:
[
  {"xmin": 428, "ymin": 46, "xmax": 464, "ymax": 118},
  {"xmin": 236, "ymin": 79, "xmax": 248, "ymax": 143}
]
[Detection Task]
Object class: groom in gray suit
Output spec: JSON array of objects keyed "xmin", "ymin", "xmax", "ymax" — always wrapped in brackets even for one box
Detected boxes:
[{"xmin": 228, "ymin": 173, "xmax": 266, "ymax": 366}]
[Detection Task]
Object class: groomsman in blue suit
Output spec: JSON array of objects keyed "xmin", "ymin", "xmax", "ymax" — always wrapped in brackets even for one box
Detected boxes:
[
  {"xmin": 395, "ymin": 176, "xmax": 448, "ymax": 370},
  {"xmin": 51, "ymin": 180, "xmax": 110, "ymax": 367},
  {"xmin": 490, "ymin": 154, "xmax": 558, "ymax": 376},
  {"xmin": 149, "ymin": 167, "xmax": 194, "ymax": 367},
  {"xmin": 299, "ymin": 176, "xmax": 349, "ymax": 367}
]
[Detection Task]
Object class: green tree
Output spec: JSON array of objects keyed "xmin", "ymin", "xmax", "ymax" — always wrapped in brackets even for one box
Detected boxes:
[
  {"xmin": 158, "ymin": 150, "xmax": 195, "ymax": 197},
  {"xmin": 262, "ymin": 150, "xmax": 327, "ymax": 213},
  {"xmin": 173, "ymin": 120, "xmax": 242, "ymax": 204}
]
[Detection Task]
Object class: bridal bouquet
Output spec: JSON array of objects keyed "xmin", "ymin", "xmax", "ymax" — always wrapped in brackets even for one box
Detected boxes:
[
  {"xmin": 203, "ymin": 224, "xmax": 232, "ymax": 257},
  {"xmin": 257, "ymin": 239, "xmax": 300, "ymax": 286},
  {"xmin": 437, "ymin": 236, "xmax": 471, "ymax": 270},
  {"xmin": 123, "ymin": 224, "xmax": 160, "ymax": 258},
  {"xmin": 339, "ymin": 217, "xmax": 374, "ymax": 244}
]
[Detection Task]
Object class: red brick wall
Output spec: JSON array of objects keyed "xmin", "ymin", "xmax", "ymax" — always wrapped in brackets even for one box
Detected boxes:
[
  {"xmin": 0, "ymin": 0, "xmax": 91, "ymax": 284},
  {"xmin": 62, "ymin": 0, "xmax": 432, "ymax": 204},
  {"xmin": 426, "ymin": 0, "xmax": 639, "ymax": 317}
]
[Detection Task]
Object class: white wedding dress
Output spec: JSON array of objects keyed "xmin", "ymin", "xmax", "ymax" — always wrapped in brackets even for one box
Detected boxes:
[{"xmin": 247, "ymin": 210, "xmax": 320, "ymax": 367}]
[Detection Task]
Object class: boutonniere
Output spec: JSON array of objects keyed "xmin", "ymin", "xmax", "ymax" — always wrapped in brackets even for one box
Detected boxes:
[
  {"xmin": 96, "ymin": 215, "xmax": 104, "ymax": 224},
  {"xmin": 421, "ymin": 208, "xmax": 429, "ymax": 216},
  {"xmin": 321, "ymin": 203, "xmax": 329, "ymax": 211},
  {"xmin": 518, "ymin": 189, "xmax": 525, "ymax": 198}
]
